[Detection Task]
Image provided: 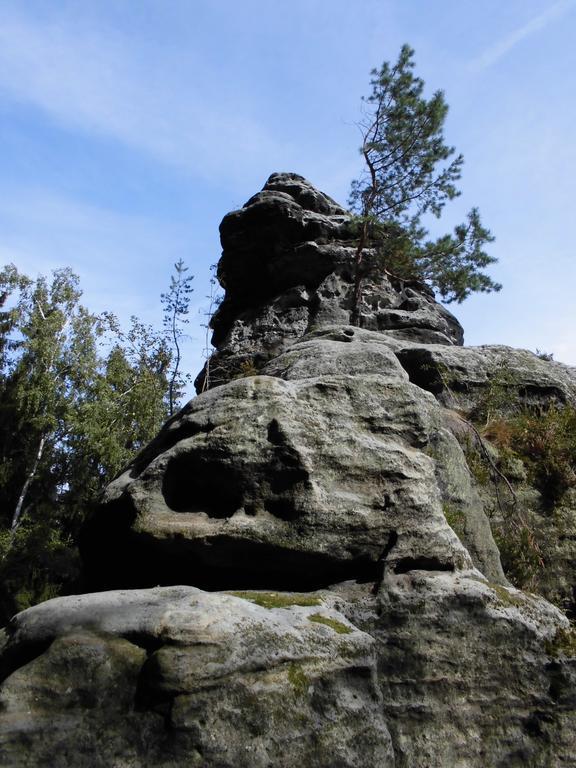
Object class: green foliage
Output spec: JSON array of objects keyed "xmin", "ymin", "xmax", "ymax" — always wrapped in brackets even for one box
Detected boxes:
[
  {"xmin": 545, "ymin": 627, "xmax": 576, "ymax": 658},
  {"xmin": 506, "ymin": 407, "xmax": 576, "ymax": 505},
  {"xmin": 0, "ymin": 521, "xmax": 78, "ymax": 617},
  {"xmin": 467, "ymin": 397, "xmax": 576, "ymax": 591},
  {"xmin": 414, "ymin": 208, "xmax": 498, "ymax": 303},
  {"xmin": 0, "ymin": 263, "xmax": 181, "ymax": 624},
  {"xmin": 307, "ymin": 613, "xmax": 352, "ymax": 634},
  {"xmin": 287, "ymin": 663, "xmax": 310, "ymax": 695},
  {"xmin": 443, "ymin": 503, "xmax": 465, "ymax": 537},
  {"xmin": 162, "ymin": 259, "xmax": 194, "ymax": 415},
  {"xmin": 350, "ymin": 44, "xmax": 463, "ymax": 224},
  {"xmin": 233, "ymin": 358, "xmax": 259, "ymax": 379},
  {"xmin": 482, "ymin": 406, "xmax": 576, "ymax": 506},
  {"xmin": 462, "ymin": 437, "xmax": 491, "ymax": 486},
  {"xmin": 486, "ymin": 582, "xmax": 526, "ymax": 609},
  {"xmin": 229, "ymin": 591, "xmax": 322, "ymax": 609},
  {"xmin": 350, "ymin": 44, "xmax": 500, "ymax": 309},
  {"xmin": 492, "ymin": 516, "xmax": 545, "ymax": 591},
  {"xmin": 470, "ymin": 360, "xmax": 518, "ymax": 424}
]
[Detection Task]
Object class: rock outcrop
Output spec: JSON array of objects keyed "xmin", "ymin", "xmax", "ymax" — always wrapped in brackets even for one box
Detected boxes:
[
  {"xmin": 1, "ymin": 173, "xmax": 576, "ymax": 767},
  {"xmin": 194, "ymin": 172, "xmax": 463, "ymax": 392}
]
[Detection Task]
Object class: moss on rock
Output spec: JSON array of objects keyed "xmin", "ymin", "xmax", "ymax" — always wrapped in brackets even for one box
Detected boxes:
[
  {"xmin": 488, "ymin": 583, "xmax": 526, "ymax": 608},
  {"xmin": 287, "ymin": 663, "xmax": 310, "ymax": 694},
  {"xmin": 307, "ymin": 613, "xmax": 352, "ymax": 634},
  {"xmin": 229, "ymin": 591, "xmax": 322, "ymax": 609},
  {"xmin": 545, "ymin": 626, "xmax": 576, "ymax": 658}
]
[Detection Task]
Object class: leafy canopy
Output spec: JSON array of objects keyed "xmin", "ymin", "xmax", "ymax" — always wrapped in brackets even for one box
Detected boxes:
[
  {"xmin": 0, "ymin": 263, "xmax": 187, "ymax": 623},
  {"xmin": 349, "ymin": 44, "xmax": 501, "ymax": 305}
]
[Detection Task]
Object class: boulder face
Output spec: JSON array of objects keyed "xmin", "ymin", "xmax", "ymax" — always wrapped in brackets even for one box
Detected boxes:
[
  {"xmin": 82, "ymin": 356, "xmax": 475, "ymax": 593},
  {"xmin": 0, "ymin": 587, "xmax": 394, "ymax": 767},
  {"xmin": 2, "ymin": 173, "xmax": 576, "ymax": 767}
]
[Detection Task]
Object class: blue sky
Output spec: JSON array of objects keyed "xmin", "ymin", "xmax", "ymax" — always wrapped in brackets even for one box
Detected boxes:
[{"xmin": 0, "ymin": 0, "xmax": 575, "ymax": 388}]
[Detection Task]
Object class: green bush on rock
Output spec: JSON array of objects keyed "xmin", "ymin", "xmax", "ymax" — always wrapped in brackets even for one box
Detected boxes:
[{"xmin": 463, "ymin": 401, "xmax": 576, "ymax": 607}]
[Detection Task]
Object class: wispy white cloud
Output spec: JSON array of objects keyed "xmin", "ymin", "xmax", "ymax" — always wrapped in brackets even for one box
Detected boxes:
[
  {"xmin": 0, "ymin": 10, "xmax": 290, "ymax": 185},
  {"xmin": 0, "ymin": 187, "xmax": 192, "ymax": 309},
  {"xmin": 471, "ymin": 0, "xmax": 576, "ymax": 71}
]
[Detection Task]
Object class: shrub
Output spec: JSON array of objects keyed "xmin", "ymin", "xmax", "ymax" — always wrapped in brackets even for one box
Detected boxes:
[
  {"xmin": 507, "ymin": 407, "xmax": 576, "ymax": 505},
  {"xmin": 492, "ymin": 513, "xmax": 545, "ymax": 590}
]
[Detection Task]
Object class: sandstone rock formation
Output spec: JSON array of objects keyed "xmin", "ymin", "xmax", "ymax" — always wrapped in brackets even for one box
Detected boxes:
[
  {"xmin": 1, "ymin": 173, "xmax": 576, "ymax": 767},
  {"xmin": 0, "ymin": 587, "xmax": 394, "ymax": 767},
  {"xmin": 194, "ymin": 173, "xmax": 463, "ymax": 393}
]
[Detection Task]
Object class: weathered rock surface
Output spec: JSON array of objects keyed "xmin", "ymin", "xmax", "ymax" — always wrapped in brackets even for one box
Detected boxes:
[
  {"xmin": 395, "ymin": 342, "xmax": 576, "ymax": 412},
  {"xmin": 367, "ymin": 571, "xmax": 576, "ymax": 768},
  {"xmin": 83, "ymin": 353, "xmax": 476, "ymax": 592},
  {"xmin": 392, "ymin": 340, "xmax": 576, "ymax": 618},
  {"xmin": 2, "ymin": 173, "xmax": 576, "ymax": 766},
  {"xmin": 195, "ymin": 172, "xmax": 463, "ymax": 391},
  {"xmin": 1, "ymin": 579, "xmax": 575, "ymax": 768},
  {"xmin": 0, "ymin": 586, "xmax": 393, "ymax": 767}
]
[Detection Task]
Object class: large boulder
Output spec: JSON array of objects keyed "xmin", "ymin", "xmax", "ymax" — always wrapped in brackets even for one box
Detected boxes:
[
  {"xmin": 0, "ymin": 586, "xmax": 393, "ymax": 767},
  {"xmin": 367, "ymin": 570, "xmax": 576, "ymax": 767},
  {"xmin": 1, "ymin": 580, "xmax": 575, "ymax": 767},
  {"xmin": 83, "ymin": 331, "xmax": 503, "ymax": 592}
]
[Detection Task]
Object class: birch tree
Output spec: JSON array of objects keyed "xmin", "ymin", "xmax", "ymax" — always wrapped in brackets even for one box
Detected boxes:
[{"xmin": 0, "ymin": 265, "xmax": 174, "ymax": 619}]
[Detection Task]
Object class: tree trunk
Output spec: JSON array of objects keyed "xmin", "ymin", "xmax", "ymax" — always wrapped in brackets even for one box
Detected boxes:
[
  {"xmin": 168, "ymin": 310, "xmax": 181, "ymax": 416},
  {"xmin": 11, "ymin": 434, "xmax": 46, "ymax": 532},
  {"xmin": 351, "ymin": 222, "xmax": 369, "ymax": 327}
]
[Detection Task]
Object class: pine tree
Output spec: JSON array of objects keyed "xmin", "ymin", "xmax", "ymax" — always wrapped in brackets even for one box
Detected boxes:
[{"xmin": 349, "ymin": 45, "xmax": 500, "ymax": 322}]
